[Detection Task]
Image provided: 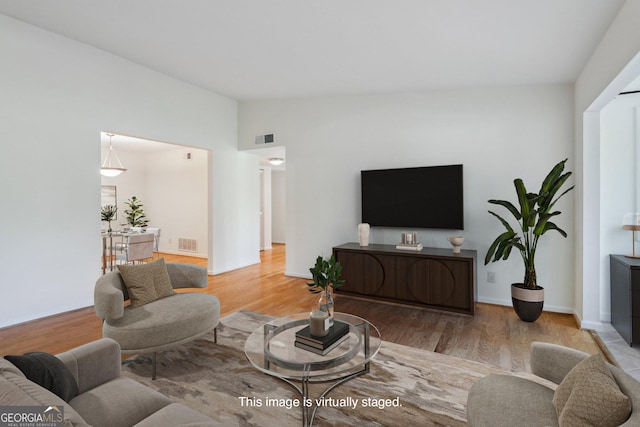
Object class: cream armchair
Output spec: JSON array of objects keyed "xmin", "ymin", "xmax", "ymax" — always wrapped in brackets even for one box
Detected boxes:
[
  {"xmin": 94, "ymin": 262, "xmax": 220, "ymax": 379},
  {"xmin": 467, "ymin": 342, "xmax": 640, "ymax": 426}
]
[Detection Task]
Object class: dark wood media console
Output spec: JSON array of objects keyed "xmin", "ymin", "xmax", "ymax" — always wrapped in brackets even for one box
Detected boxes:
[
  {"xmin": 333, "ymin": 243, "xmax": 477, "ymax": 315},
  {"xmin": 610, "ymin": 254, "xmax": 640, "ymax": 346}
]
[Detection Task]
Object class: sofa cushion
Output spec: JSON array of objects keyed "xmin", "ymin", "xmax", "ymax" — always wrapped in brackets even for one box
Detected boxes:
[
  {"xmin": 467, "ymin": 374, "xmax": 558, "ymax": 427},
  {"xmin": 0, "ymin": 359, "xmax": 89, "ymax": 426},
  {"xmin": 69, "ymin": 377, "xmax": 171, "ymax": 427},
  {"xmin": 118, "ymin": 258, "xmax": 175, "ymax": 307},
  {"xmin": 553, "ymin": 354, "xmax": 631, "ymax": 427},
  {"xmin": 5, "ymin": 352, "xmax": 79, "ymax": 402},
  {"xmin": 133, "ymin": 403, "xmax": 217, "ymax": 427}
]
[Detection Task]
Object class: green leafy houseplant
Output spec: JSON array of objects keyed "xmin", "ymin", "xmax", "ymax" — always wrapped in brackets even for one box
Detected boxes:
[
  {"xmin": 100, "ymin": 204, "xmax": 117, "ymax": 232},
  {"xmin": 485, "ymin": 158, "xmax": 574, "ymax": 290},
  {"xmin": 307, "ymin": 255, "xmax": 345, "ymax": 294},
  {"xmin": 123, "ymin": 196, "xmax": 149, "ymax": 228}
]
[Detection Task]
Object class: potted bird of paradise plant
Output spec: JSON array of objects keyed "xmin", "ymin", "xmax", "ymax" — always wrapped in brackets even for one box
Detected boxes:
[{"xmin": 485, "ymin": 159, "xmax": 574, "ymax": 322}]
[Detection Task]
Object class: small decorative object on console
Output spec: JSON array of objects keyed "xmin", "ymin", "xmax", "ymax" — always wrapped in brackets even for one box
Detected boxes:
[
  {"xmin": 396, "ymin": 232, "xmax": 423, "ymax": 250},
  {"xmin": 448, "ymin": 236, "xmax": 465, "ymax": 254}
]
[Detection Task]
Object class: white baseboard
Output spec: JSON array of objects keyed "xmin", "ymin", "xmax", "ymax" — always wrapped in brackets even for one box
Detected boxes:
[
  {"xmin": 572, "ymin": 310, "xmax": 610, "ymax": 331},
  {"xmin": 476, "ymin": 296, "xmax": 573, "ymax": 314},
  {"xmin": 159, "ymin": 249, "xmax": 208, "ymax": 259},
  {"xmin": 212, "ymin": 258, "xmax": 261, "ymax": 275},
  {"xmin": 579, "ymin": 319, "xmax": 607, "ymax": 332},
  {"xmin": 541, "ymin": 303, "xmax": 573, "ymax": 314},
  {"xmin": 285, "ymin": 271, "xmax": 312, "ymax": 280},
  {"xmin": 475, "ymin": 296, "xmax": 511, "ymax": 307}
]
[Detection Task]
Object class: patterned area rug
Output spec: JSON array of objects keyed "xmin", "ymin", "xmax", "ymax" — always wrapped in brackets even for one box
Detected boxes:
[{"xmin": 121, "ymin": 311, "xmax": 547, "ymax": 426}]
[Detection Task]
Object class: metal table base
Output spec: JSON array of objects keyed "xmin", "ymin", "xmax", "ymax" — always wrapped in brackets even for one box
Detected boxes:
[{"xmin": 262, "ymin": 320, "xmax": 372, "ymax": 427}]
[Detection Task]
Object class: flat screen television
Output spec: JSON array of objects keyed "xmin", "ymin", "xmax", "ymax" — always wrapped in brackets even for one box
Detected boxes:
[{"xmin": 361, "ymin": 164, "xmax": 464, "ymax": 230}]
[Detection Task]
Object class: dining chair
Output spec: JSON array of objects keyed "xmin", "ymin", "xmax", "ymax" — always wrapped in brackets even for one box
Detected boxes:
[
  {"xmin": 115, "ymin": 233, "xmax": 155, "ymax": 264},
  {"xmin": 112, "ymin": 227, "xmax": 144, "ymax": 253},
  {"xmin": 145, "ymin": 227, "xmax": 161, "ymax": 256}
]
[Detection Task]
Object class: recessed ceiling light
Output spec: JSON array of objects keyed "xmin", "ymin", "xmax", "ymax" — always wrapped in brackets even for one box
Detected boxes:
[{"xmin": 269, "ymin": 157, "xmax": 284, "ymax": 166}]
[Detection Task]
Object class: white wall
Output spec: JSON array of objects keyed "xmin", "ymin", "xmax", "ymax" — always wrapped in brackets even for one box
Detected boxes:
[
  {"xmin": 145, "ymin": 148, "xmax": 209, "ymax": 257},
  {"xmin": 0, "ymin": 14, "xmax": 258, "ymax": 328},
  {"xmin": 238, "ymin": 85, "xmax": 575, "ymax": 312},
  {"xmin": 260, "ymin": 167, "xmax": 273, "ymax": 250},
  {"xmin": 209, "ymin": 149, "xmax": 261, "ymax": 274},
  {"xmin": 272, "ymin": 170, "xmax": 287, "ymax": 244},
  {"xmin": 599, "ymin": 94, "xmax": 640, "ymax": 322},
  {"xmin": 574, "ymin": 0, "xmax": 640, "ymax": 328}
]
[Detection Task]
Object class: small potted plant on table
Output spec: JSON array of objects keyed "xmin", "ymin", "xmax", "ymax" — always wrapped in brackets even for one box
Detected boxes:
[
  {"xmin": 307, "ymin": 255, "xmax": 345, "ymax": 327},
  {"xmin": 101, "ymin": 204, "xmax": 117, "ymax": 233}
]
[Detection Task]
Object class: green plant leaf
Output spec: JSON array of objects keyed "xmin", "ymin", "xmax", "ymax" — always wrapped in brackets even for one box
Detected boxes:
[
  {"xmin": 488, "ymin": 199, "xmax": 522, "ymax": 220},
  {"xmin": 539, "ymin": 158, "xmax": 567, "ymax": 195},
  {"xmin": 500, "ymin": 243, "xmax": 514, "ymax": 260},
  {"xmin": 488, "ymin": 210, "xmax": 515, "ymax": 233},
  {"xmin": 307, "ymin": 254, "xmax": 345, "ymax": 292},
  {"xmin": 514, "ymin": 179, "xmax": 530, "ymax": 231},
  {"xmin": 485, "ymin": 230, "xmax": 515, "ymax": 264},
  {"xmin": 533, "ymin": 211, "xmax": 560, "ymax": 235},
  {"xmin": 546, "ymin": 183, "xmax": 574, "ymax": 213},
  {"xmin": 495, "ymin": 235, "xmax": 525, "ymax": 261},
  {"xmin": 540, "ymin": 221, "xmax": 568, "ymax": 238}
]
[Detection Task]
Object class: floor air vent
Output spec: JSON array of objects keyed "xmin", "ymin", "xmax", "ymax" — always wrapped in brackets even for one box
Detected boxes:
[{"xmin": 178, "ymin": 238, "xmax": 198, "ymax": 252}]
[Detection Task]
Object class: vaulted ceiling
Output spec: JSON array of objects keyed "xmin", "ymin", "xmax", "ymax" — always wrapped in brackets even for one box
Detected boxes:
[{"xmin": 0, "ymin": 0, "xmax": 627, "ymax": 100}]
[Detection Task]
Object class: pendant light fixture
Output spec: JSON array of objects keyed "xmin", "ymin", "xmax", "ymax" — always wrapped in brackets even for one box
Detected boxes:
[{"xmin": 100, "ymin": 133, "xmax": 127, "ymax": 177}]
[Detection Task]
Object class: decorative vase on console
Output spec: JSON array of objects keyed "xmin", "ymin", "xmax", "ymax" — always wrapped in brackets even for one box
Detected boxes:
[
  {"xmin": 358, "ymin": 223, "xmax": 370, "ymax": 246},
  {"xmin": 307, "ymin": 255, "xmax": 345, "ymax": 329},
  {"xmin": 448, "ymin": 236, "xmax": 465, "ymax": 254}
]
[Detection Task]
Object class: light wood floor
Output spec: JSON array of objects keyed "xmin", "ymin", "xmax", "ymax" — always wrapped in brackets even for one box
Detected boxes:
[{"xmin": 0, "ymin": 244, "xmax": 602, "ymax": 372}]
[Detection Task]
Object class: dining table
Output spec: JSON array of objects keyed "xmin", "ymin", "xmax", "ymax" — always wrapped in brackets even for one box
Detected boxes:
[{"xmin": 101, "ymin": 230, "xmax": 144, "ymax": 274}]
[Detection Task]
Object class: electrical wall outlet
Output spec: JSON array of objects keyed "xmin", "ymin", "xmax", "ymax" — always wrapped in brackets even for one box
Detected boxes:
[{"xmin": 487, "ymin": 271, "xmax": 496, "ymax": 283}]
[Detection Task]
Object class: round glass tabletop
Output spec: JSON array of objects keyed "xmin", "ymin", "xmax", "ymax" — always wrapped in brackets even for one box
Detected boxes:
[{"xmin": 244, "ymin": 312, "xmax": 381, "ymax": 381}]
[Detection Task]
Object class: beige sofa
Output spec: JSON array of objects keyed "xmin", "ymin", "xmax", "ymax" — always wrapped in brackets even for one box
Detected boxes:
[
  {"xmin": 1, "ymin": 338, "xmax": 215, "ymax": 426},
  {"xmin": 467, "ymin": 342, "xmax": 640, "ymax": 426}
]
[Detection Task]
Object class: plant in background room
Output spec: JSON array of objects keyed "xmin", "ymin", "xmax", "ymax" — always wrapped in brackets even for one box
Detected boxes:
[
  {"xmin": 485, "ymin": 158, "xmax": 574, "ymax": 322},
  {"xmin": 307, "ymin": 255, "xmax": 345, "ymax": 325},
  {"xmin": 123, "ymin": 196, "xmax": 149, "ymax": 228},
  {"xmin": 100, "ymin": 204, "xmax": 117, "ymax": 233}
]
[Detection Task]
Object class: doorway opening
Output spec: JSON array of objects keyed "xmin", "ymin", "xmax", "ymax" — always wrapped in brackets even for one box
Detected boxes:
[
  {"xmin": 99, "ymin": 132, "xmax": 211, "ymax": 265},
  {"xmin": 248, "ymin": 146, "xmax": 286, "ymax": 251}
]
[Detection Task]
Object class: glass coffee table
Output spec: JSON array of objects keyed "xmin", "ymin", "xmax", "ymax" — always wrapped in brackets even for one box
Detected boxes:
[{"xmin": 244, "ymin": 312, "xmax": 381, "ymax": 427}]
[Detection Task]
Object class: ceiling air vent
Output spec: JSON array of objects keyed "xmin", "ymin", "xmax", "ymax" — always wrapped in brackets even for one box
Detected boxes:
[{"xmin": 254, "ymin": 134, "xmax": 274, "ymax": 144}]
